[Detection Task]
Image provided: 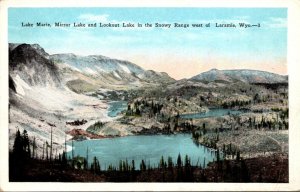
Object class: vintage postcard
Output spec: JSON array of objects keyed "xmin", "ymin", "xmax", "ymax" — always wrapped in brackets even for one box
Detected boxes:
[{"xmin": 1, "ymin": 0, "xmax": 300, "ymax": 191}]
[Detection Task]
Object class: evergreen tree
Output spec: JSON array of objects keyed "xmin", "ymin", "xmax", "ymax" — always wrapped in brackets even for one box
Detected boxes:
[
  {"xmin": 42, "ymin": 142, "xmax": 45, "ymax": 160},
  {"xmin": 50, "ymin": 127, "xmax": 53, "ymax": 162},
  {"xmin": 91, "ymin": 156, "xmax": 101, "ymax": 174},
  {"xmin": 140, "ymin": 159, "xmax": 146, "ymax": 171},
  {"xmin": 216, "ymin": 149, "xmax": 220, "ymax": 163},
  {"xmin": 236, "ymin": 150, "xmax": 240, "ymax": 161},
  {"xmin": 85, "ymin": 147, "xmax": 89, "ymax": 170},
  {"xmin": 32, "ymin": 137, "xmax": 36, "ymax": 159},
  {"xmin": 177, "ymin": 154, "xmax": 182, "ymax": 168},
  {"xmin": 22, "ymin": 130, "xmax": 31, "ymax": 158},
  {"xmin": 160, "ymin": 156, "xmax": 165, "ymax": 169},
  {"xmin": 46, "ymin": 141, "xmax": 49, "ymax": 160},
  {"xmin": 11, "ymin": 129, "xmax": 30, "ymax": 181},
  {"xmin": 61, "ymin": 151, "xmax": 67, "ymax": 167},
  {"xmin": 13, "ymin": 129, "xmax": 22, "ymax": 156},
  {"xmin": 119, "ymin": 160, "xmax": 123, "ymax": 171},
  {"xmin": 167, "ymin": 156, "xmax": 173, "ymax": 169},
  {"xmin": 71, "ymin": 139, "xmax": 74, "ymax": 159},
  {"xmin": 135, "ymin": 107, "xmax": 141, "ymax": 116},
  {"xmin": 64, "ymin": 134, "xmax": 67, "ymax": 155},
  {"xmin": 131, "ymin": 159, "xmax": 135, "ymax": 171},
  {"xmin": 184, "ymin": 154, "xmax": 190, "ymax": 167},
  {"xmin": 125, "ymin": 159, "xmax": 129, "ymax": 171}
]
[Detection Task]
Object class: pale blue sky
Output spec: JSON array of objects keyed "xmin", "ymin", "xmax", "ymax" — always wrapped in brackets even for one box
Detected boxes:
[{"xmin": 8, "ymin": 8, "xmax": 287, "ymax": 79}]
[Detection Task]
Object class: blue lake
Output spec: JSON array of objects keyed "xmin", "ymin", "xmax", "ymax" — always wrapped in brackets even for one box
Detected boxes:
[
  {"xmin": 180, "ymin": 108, "xmax": 243, "ymax": 119},
  {"xmin": 107, "ymin": 101, "xmax": 127, "ymax": 117},
  {"xmin": 67, "ymin": 103, "xmax": 241, "ymax": 170},
  {"xmin": 68, "ymin": 134, "xmax": 216, "ymax": 170}
]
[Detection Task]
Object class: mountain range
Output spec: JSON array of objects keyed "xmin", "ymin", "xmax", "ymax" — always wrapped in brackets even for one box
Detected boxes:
[{"xmin": 9, "ymin": 43, "xmax": 287, "ymax": 93}]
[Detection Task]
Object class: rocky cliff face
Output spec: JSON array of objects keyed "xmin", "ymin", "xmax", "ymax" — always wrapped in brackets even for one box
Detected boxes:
[{"xmin": 9, "ymin": 43, "xmax": 61, "ymax": 87}]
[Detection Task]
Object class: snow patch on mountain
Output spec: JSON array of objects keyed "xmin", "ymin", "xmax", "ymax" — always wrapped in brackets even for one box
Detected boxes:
[
  {"xmin": 119, "ymin": 64, "xmax": 131, "ymax": 74},
  {"xmin": 113, "ymin": 71, "xmax": 121, "ymax": 79},
  {"xmin": 62, "ymin": 62, "xmax": 82, "ymax": 72},
  {"xmin": 50, "ymin": 54, "xmax": 144, "ymax": 76},
  {"xmin": 137, "ymin": 73, "xmax": 144, "ymax": 79},
  {"xmin": 95, "ymin": 66, "xmax": 106, "ymax": 73},
  {"xmin": 14, "ymin": 74, "xmax": 31, "ymax": 96},
  {"xmin": 83, "ymin": 67, "xmax": 98, "ymax": 75}
]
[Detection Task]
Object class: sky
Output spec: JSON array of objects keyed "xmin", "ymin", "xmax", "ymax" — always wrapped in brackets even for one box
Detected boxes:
[{"xmin": 8, "ymin": 8, "xmax": 287, "ymax": 80}]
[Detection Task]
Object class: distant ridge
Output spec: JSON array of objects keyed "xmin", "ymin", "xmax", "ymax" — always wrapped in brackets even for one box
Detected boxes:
[
  {"xmin": 50, "ymin": 52, "xmax": 175, "ymax": 84},
  {"xmin": 190, "ymin": 68, "xmax": 287, "ymax": 84}
]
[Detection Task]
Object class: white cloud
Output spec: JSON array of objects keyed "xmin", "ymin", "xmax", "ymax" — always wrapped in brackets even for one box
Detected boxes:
[
  {"xmin": 232, "ymin": 16, "xmax": 250, "ymax": 20},
  {"xmin": 265, "ymin": 17, "xmax": 287, "ymax": 28}
]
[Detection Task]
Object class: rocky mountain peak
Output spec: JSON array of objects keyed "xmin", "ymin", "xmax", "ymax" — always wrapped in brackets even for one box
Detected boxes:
[{"xmin": 9, "ymin": 43, "xmax": 61, "ymax": 87}]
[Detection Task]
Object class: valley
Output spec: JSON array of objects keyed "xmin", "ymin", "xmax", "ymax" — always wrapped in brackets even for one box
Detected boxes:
[{"xmin": 8, "ymin": 43, "xmax": 288, "ymax": 182}]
